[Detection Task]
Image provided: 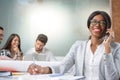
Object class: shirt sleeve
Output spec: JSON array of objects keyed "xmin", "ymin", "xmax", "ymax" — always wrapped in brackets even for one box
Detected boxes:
[
  {"xmin": 45, "ymin": 49, "xmax": 56, "ymax": 61},
  {"xmin": 49, "ymin": 41, "xmax": 81, "ymax": 74},
  {"xmin": 103, "ymin": 46, "xmax": 120, "ymax": 80}
]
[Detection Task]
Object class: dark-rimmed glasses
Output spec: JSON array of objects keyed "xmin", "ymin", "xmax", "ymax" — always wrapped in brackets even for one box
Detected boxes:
[{"xmin": 90, "ymin": 19, "xmax": 106, "ymax": 27}]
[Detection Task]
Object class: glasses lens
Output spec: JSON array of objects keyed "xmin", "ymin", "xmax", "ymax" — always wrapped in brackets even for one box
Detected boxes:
[
  {"xmin": 91, "ymin": 19, "xmax": 106, "ymax": 27},
  {"xmin": 99, "ymin": 21, "xmax": 106, "ymax": 26},
  {"xmin": 90, "ymin": 20, "xmax": 97, "ymax": 26}
]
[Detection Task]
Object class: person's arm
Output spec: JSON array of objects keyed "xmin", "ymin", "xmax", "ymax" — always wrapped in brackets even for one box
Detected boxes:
[
  {"xmin": 27, "ymin": 41, "xmax": 81, "ymax": 75},
  {"xmin": 103, "ymin": 29, "xmax": 120, "ymax": 79},
  {"xmin": 17, "ymin": 52, "xmax": 22, "ymax": 60},
  {"xmin": 104, "ymin": 29, "xmax": 114, "ymax": 54},
  {"xmin": 27, "ymin": 63, "xmax": 52, "ymax": 75},
  {"xmin": 103, "ymin": 47, "xmax": 120, "ymax": 80},
  {"xmin": 13, "ymin": 47, "xmax": 22, "ymax": 60},
  {"xmin": 0, "ymin": 56, "xmax": 12, "ymax": 60}
]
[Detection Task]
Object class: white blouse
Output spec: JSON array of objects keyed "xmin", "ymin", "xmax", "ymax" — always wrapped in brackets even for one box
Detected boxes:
[{"xmin": 84, "ymin": 40, "xmax": 105, "ymax": 80}]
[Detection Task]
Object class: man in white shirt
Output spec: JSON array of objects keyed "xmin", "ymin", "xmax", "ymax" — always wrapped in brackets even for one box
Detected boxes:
[{"xmin": 25, "ymin": 34, "xmax": 56, "ymax": 61}]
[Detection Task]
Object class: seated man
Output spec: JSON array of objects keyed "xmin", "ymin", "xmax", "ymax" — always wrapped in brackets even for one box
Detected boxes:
[
  {"xmin": 0, "ymin": 26, "xmax": 4, "ymax": 44},
  {"xmin": 0, "ymin": 26, "xmax": 5, "ymax": 60},
  {"xmin": 24, "ymin": 34, "xmax": 56, "ymax": 61}
]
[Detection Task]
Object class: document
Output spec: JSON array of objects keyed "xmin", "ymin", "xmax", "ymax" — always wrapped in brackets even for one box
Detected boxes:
[
  {"xmin": 58, "ymin": 75, "xmax": 85, "ymax": 80},
  {"xmin": 18, "ymin": 74, "xmax": 85, "ymax": 80}
]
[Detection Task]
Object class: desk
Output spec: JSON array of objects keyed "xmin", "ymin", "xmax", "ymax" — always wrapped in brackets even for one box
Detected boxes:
[{"xmin": 0, "ymin": 72, "xmax": 85, "ymax": 80}]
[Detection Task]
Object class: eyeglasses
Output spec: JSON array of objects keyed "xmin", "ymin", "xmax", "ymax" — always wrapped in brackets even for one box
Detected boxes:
[{"xmin": 90, "ymin": 19, "xmax": 106, "ymax": 27}]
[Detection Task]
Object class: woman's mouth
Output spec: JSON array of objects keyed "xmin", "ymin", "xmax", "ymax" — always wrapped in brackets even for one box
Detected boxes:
[{"xmin": 93, "ymin": 28, "xmax": 101, "ymax": 32}]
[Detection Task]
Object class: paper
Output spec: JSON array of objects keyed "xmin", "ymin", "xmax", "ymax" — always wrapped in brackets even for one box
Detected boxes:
[
  {"xmin": 18, "ymin": 74, "xmax": 85, "ymax": 80},
  {"xmin": 58, "ymin": 75, "xmax": 85, "ymax": 80}
]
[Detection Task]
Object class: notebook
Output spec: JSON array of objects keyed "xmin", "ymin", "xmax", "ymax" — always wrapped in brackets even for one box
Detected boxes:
[{"xmin": 0, "ymin": 71, "xmax": 12, "ymax": 76}]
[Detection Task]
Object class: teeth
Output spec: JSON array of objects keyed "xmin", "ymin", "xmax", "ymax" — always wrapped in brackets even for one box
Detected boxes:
[{"xmin": 94, "ymin": 29, "xmax": 100, "ymax": 32}]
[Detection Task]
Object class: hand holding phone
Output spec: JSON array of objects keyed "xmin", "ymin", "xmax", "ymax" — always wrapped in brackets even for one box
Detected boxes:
[
  {"xmin": 104, "ymin": 28, "xmax": 114, "ymax": 41},
  {"xmin": 104, "ymin": 33, "xmax": 110, "ymax": 40},
  {"xmin": 104, "ymin": 29, "xmax": 115, "ymax": 54}
]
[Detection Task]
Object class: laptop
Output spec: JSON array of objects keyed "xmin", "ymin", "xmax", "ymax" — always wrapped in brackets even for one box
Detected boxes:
[{"xmin": 23, "ymin": 53, "xmax": 46, "ymax": 61}]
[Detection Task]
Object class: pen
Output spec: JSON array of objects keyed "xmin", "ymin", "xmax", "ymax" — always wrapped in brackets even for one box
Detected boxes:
[
  {"xmin": 32, "ymin": 57, "xmax": 38, "ymax": 73},
  {"xmin": 33, "ymin": 57, "xmax": 36, "ymax": 65}
]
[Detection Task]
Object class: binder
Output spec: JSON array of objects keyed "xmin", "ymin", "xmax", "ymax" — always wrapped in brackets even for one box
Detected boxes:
[{"xmin": 0, "ymin": 71, "xmax": 12, "ymax": 76}]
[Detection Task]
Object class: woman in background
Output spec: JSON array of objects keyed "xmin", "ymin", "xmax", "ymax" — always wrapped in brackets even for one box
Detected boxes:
[{"xmin": 0, "ymin": 33, "xmax": 23, "ymax": 60}]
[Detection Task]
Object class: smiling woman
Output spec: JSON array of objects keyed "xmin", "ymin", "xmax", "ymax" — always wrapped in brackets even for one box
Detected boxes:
[{"xmin": 0, "ymin": 34, "xmax": 23, "ymax": 60}]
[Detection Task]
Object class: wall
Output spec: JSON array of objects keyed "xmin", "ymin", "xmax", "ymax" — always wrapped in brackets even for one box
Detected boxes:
[{"xmin": 112, "ymin": 0, "xmax": 120, "ymax": 42}]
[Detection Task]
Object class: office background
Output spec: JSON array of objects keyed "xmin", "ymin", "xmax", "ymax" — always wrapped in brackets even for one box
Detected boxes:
[{"xmin": 0, "ymin": 0, "xmax": 110, "ymax": 56}]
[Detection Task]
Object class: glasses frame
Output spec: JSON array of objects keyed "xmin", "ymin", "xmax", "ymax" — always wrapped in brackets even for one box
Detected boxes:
[{"xmin": 90, "ymin": 19, "xmax": 106, "ymax": 27}]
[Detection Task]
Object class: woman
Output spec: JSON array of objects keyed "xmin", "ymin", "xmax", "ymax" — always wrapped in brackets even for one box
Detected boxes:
[
  {"xmin": 0, "ymin": 33, "xmax": 23, "ymax": 60},
  {"xmin": 27, "ymin": 11, "xmax": 120, "ymax": 80}
]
